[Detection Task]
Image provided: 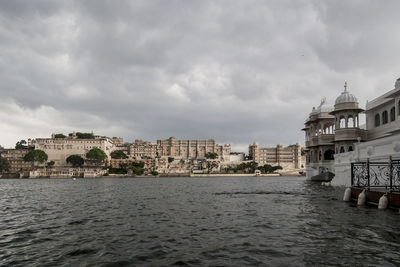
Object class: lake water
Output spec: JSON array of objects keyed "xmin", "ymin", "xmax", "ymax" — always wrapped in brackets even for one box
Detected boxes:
[{"xmin": 1, "ymin": 176, "xmax": 400, "ymax": 266}]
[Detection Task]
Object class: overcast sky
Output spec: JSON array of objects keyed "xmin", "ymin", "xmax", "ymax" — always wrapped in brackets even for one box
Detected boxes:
[{"xmin": 0, "ymin": 0, "xmax": 400, "ymax": 151}]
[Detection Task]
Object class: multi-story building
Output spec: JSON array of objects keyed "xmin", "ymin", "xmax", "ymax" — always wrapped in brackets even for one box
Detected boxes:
[
  {"xmin": 303, "ymin": 78, "xmax": 400, "ymax": 185},
  {"xmin": 0, "ymin": 149, "xmax": 32, "ymax": 173},
  {"xmin": 33, "ymin": 133, "xmax": 114, "ymax": 166},
  {"xmin": 111, "ymin": 137, "xmax": 124, "ymax": 146},
  {"xmin": 248, "ymin": 142, "xmax": 302, "ymax": 169},
  {"xmin": 129, "ymin": 140, "xmax": 157, "ymax": 159},
  {"xmin": 156, "ymin": 137, "xmax": 231, "ymax": 161}
]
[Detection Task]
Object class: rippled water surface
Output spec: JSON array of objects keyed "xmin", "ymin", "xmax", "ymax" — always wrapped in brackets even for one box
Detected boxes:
[{"xmin": 1, "ymin": 176, "xmax": 400, "ymax": 266}]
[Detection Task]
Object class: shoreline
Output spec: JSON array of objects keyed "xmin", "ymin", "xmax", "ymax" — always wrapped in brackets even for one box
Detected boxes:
[{"xmin": 0, "ymin": 173, "xmax": 305, "ymax": 179}]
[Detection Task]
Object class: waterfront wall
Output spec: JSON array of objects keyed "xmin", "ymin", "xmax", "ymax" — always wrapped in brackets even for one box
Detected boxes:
[{"xmin": 332, "ymin": 134, "xmax": 400, "ymax": 187}]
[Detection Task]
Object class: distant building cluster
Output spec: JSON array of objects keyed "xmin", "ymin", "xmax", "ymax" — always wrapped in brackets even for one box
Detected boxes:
[
  {"xmin": 0, "ymin": 131, "xmax": 304, "ymax": 178},
  {"xmin": 248, "ymin": 142, "xmax": 303, "ymax": 169}
]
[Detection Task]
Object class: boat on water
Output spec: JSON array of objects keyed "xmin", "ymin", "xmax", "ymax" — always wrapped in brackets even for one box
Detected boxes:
[{"xmin": 310, "ymin": 168, "xmax": 335, "ymax": 182}]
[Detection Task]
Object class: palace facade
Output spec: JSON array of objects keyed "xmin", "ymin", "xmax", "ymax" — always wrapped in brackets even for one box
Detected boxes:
[
  {"xmin": 32, "ymin": 133, "xmax": 115, "ymax": 166},
  {"xmin": 303, "ymin": 78, "xmax": 400, "ymax": 186},
  {"xmin": 248, "ymin": 142, "xmax": 303, "ymax": 169},
  {"xmin": 156, "ymin": 137, "xmax": 231, "ymax": 161}
]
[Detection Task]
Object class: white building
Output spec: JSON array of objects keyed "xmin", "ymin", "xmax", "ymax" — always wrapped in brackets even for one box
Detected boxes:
[
  {"xmin": 333, "ymin": 78, "xmax": 400, "ymax": 186},
  {"xmin": 229, "ymin": 152, "xmax": 245, "ymax": 162},
  {"xmin": 34, "ymin": 133, "xmax": 115, "ymax": 166},
  {"xmin": 303, "ymin": 78, "xmax": 400, "ymax": 186}
]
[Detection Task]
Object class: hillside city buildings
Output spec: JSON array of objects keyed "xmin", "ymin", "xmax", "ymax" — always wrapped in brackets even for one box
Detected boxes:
[
  {"xmin": 0, "ymin": 132, "xmax": 304, "ymax": 178},
  {"xmin": 303, "ymin": 78, "xmax": 400, "ymax": 186},
  {"xmin": 156, "ymin": 137, "xmax": 231, "ymax": 161}
]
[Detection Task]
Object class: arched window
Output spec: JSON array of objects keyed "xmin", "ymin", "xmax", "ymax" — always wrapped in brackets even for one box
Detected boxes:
[
  {"xmin": 348, "ymin": 146, "xmax": 353, "ymax": 152},
  {"xmin": 348, "ymin": 116, "xmax": 354, "ymax": 128},
  {"xmin": 382, "ymin": 110, "xmax": 388, "ymax": 124},
  {"xmin": 339, "ymin": 116, "xmax": 346, "ymax": 128},
  {"xmin": 391, "ymin": 107, "xmax": 395, "ymax": 122},
  {"xmin": 324, "ymin": 150, "xmax": 335, "ymax": 160},
  {"xmin": 340, "ymin": 146, "xmax": 345, "ymax": 153},
  {"xmin": 375, "ymin": 114, "xmax": 380, "ymax": 127}
]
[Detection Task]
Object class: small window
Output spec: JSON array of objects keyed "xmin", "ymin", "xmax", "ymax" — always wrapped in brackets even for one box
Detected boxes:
[
  {"xmin": 348, "ymin": 146, "xmax": 353, "ymax": 152},
  {"xmin": 339, "ymin": 116, "xmax": 346, "ymax": 128},
  {"xmin": 340, "ymin": 147, "xmax": 345, "ymax": 153},
  {"xmin": 348, "ymin": 116, "xmax": 354, "ymax": 128},
  {"xmin": 375, "ymin": 114, "xmax": 380, "ymax": 127},
  {"xmin": 391, "ymin": 107, "xmax": 396, "ymax": 122},
  {"xmin": 382, "ymin": 110, "xmax": 388, "ymax": 124}
]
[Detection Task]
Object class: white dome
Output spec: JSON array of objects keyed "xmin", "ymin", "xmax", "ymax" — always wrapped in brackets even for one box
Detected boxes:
[
  {"xmin": 335, "ymin": 82, "xmax": 358, "ymax": 104},
  {"xmin": 317, "ymin": 98, "xmax": 333, "ymax": 113},
  {"xmin": 310, "ymin": 97, "xmax": 333, "ymax": 116}
]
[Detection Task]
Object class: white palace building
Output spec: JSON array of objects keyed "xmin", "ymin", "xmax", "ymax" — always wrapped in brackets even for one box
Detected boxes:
[{"xmin": 303, "ymin": 77, "xmax": 400, "ymax": 186}]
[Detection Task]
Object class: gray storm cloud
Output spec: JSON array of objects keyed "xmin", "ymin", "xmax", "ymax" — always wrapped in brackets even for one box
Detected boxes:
[{"xmin": 1, "ymin": 0, "xmax": 400, "ymax": 151}]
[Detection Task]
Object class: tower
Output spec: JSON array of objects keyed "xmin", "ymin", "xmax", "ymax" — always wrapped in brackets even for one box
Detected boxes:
[{"xmin": 330, "ymin": 82, "xmax": 366, "ymax": 154}]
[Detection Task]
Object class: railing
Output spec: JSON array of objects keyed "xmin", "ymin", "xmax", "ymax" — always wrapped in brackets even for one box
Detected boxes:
[{"xmin": 351, "ymin": 157, "xmax": 400, "ymax": 191}]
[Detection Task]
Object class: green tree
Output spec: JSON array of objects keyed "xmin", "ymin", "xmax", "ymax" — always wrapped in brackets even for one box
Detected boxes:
[
  {"xmin": 23, "ymin": 150, "xmax": 48, "ymax": 163},
  {"xmin": 110, "ymin": 150, "xmax": 128, "ymax": 159},
  {"xmin": 272, "ymin": 165, "xmax": 283, "ymax": 172},
  {"xmin": 86, "ymin": 147, "xmax": 107, "ymax": 162},
  {"xmin": 54, "ymin": 133, "xmax": 66, "ymax": 138},
  {"xmin": 15, "ymin": 140, "xmax": 28, "ymax": 149},
  {"xmin": 66, "ymin": 155, "xmax": 84, "ymax": 167},
  {"xmin": 205, "ymin": 152, "xmax": 218, "ymax": 159},
  {"xmin": 128, "ymin": 162, "xmax": 145, "ymax": 175},
  {"xmin": 76, "ymin": 132, "xmax": 95, "ymax": 139},
  {"xmin": 206, "ymin": 161, "xmax": 219, "ymax": 173},
  {"xmin": 168, "ymin": 157, "xmax": 174, "ymax": 163},
  {"xmin": 0, "ymin": 157, "xmax": 10, "ymax": 172},
  {"xmin": 47, "ymin": 161, "xmax": 55, "ymax": 167}
]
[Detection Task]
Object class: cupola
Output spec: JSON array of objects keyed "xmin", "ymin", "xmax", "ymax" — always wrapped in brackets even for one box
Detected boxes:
[{"xmin": 335, "ymin": 82, "xmax": 358, "ymax": 104}]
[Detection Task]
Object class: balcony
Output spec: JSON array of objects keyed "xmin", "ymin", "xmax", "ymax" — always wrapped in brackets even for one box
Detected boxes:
[
  {"xmin": 308, "ymin": 134, "xmax": 334, "ymax": 147},
  {"xmin": 334, "ymin": 128, "xmax": 367, "ymax": 142},
  {"xmin": 318, "ymin": 134, "xmax": 335, "ymax": 145}
]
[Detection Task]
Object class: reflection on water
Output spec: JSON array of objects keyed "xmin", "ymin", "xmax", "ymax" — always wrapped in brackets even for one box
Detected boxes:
[{"xmin": 0, "ymin": 177, "xmax": 399, "ymax": 266}]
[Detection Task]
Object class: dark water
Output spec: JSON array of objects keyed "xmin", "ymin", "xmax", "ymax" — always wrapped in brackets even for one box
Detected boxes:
[{"xmin": 1, "ymin": 176, "xmax": 400, "ymax": 267}]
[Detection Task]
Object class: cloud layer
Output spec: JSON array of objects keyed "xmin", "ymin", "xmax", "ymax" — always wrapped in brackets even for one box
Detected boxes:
[{"xmin": 1, "ymin": 0, "xmax": 400, "ymax": 151}]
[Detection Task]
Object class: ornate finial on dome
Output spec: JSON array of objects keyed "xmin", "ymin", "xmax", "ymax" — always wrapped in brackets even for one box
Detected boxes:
[
  {"xmin": 335, "ymin": 81, "xmax": 358, "ymax": 104},
  {"xmin": 321, "ymin": 97, "xmax": 326, "ymax": 104}
]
